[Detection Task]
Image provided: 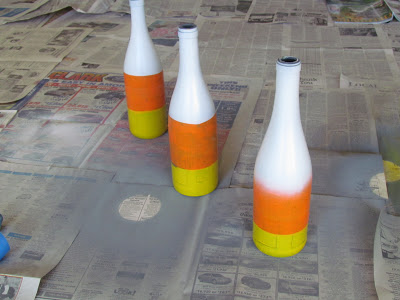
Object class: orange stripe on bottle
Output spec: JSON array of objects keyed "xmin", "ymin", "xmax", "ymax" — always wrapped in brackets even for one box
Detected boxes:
[
  {"xmin": 253, "ymin": 179, "xmax": 312, "ymax": 235},
  {"xmin": 124, "ymin": 71, "xmax": 165, "ymax": 111},
  {"xmin": 168, "ymin": 115, "xmax": 218, "ymax": 170}
]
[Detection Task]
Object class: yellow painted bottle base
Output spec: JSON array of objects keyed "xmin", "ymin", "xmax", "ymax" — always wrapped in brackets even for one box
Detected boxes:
[
  {"xmin": 171, "ymin": 161, "xmax": 218, "ymax": 197},
  {"xmin": 253, "ymin": 222, "xmax": 307, "ymax": 257},
  {"xmin": 128, "ymin": 106, "xmax": 167, "ymax": 139}
]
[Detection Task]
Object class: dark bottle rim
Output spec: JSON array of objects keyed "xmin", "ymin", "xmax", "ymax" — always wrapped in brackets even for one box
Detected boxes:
[
  {"xmin": 179, "ymin": 23, "xmax": 197, "ymax": 33},
  {"xmin": 277, "ymin": 56, "xmax": 301, "ymax": 67}
]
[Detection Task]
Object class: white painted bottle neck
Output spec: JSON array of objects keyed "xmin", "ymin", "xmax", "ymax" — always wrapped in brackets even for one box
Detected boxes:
[
  {"xmin": 177, "ymin": 24, "xmax": 202, "ymax": 79},
  {"xmin": 272, "ymin": 57, "xmax": 301, "ymax": 124},
  {"xmin": 129, "ymin": 0, "xmax": 148, "ymax": 40}
]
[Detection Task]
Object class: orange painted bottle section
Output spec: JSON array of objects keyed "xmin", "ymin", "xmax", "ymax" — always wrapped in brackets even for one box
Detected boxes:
[
  {"xmin": 253, "ymin": 179, "xmax": 312, "ymax": 235},
  {"xmin": 124, "ymin": 71, "xmax": 165, "ymax": 111},
  {"xmin": 168, "ymin": 115, "xmax": 218, "ymax": 170}
]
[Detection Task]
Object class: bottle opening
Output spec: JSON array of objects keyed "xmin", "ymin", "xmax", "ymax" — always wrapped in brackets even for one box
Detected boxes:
[
  {"xmin": 178, "ymin": 23, "xmax": 198, "ymax": 33},
  {"xmin": 277, "ymin": 56, "xmax": 301, "ymax": 67}
]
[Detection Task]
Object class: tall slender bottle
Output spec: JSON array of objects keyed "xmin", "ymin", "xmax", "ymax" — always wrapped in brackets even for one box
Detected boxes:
[
  {"xmin": 124, "ymin": 0, "xmax": 167, "ymax": 139},
  {"xmin": 253, "ymin": 57, "xmax": 312, "ymax": 257},
  {"xmin": 168, "ymin": 24, "xmax": 218, "ymax": 197}
]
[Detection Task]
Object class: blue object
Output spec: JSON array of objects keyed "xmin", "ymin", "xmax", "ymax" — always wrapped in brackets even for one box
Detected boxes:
[{"xmin": 0, "ymin": 232, "xmax": 10, "ymax": 260}]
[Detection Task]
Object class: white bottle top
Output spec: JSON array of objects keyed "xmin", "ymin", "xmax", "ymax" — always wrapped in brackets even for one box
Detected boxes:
[
  {"xmin": 169, "ymin": 24, "xmax": 215, "ymax": 125},
  {"xmin": 124, "ymin": 0, "xmax": 162, "ymax": 76},
  {"xmin": 254, "ymin": 57, "xmax": 312, "ymax": 194}
]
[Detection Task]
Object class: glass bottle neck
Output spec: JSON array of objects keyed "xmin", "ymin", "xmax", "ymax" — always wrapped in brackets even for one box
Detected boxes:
[
  {"xmin": 178, "ymin": 36, "xmax": 202, "ymax": 77},
  {"xmin": 272, "ymin": 65, "xmax": 301, "ymax": 121},
  {"xmin": 130, "ymin": 3, "xmax": 148, "ymax": 36}
]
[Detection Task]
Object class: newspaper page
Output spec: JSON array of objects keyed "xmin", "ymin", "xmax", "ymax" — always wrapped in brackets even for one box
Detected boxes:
[
  {"xmin": 110, "ymin": 0, "xmax": 201, "ymax": 18},
  {"xmin": 199, "ymin": 0, "xmax": 253, "ymax": 19},
  {"xmin": 381, "ymin": 22, "xmax": 400, "ymax": 69},
  {"xmin": 384, "ymin": 0, "xmax": 400, "ymax": 21},
  {"xmin": 0, "ymin": 61, "xmax": 56, "ymax": 103},
  {"xmin": 36, "ymin": 183, "xmax": 210, "ymax": 300},
  {"xmin": 0, "ymin": 0, "xmax": 49, "ymax": 25},
  {"xmin": 83, "ymin": 74, "xmax": 262, "ymax": 188},
  {"xmin": 0, "ymin": 275, "xmax": 40, "ymax": 300},
  {"xmin": 0, "ymin": 161, "xmax": 114, "ymax": 279},
  {"xmin": 12, "ymin": 0, "xmax": 115, "ymax": 22},
  {"xmin": 374, "ymin": 204, "xmax": 400, "ymax": 299},
  {"xmin": 0, "ymin": 70, "xmax": 127, "ymax": 167},
  {"xmin": 326, "ymin": 0, "xmax": 393, "ymax": 23},
  {"xmin": 0, "ymin": 27, "xmax": 92, "ymax": 63},
  {"xmin": 0, "ymin": 110, "xmax": 16, "ymax": 131},
  {"xmin": 247, "ymin": 9, "xmax": 332, "ymax": 26},
  {"xmin": 286, "ymin": 24, "xmax": 391, "ymax": 49},
  {"xmin": 48, "ymin": 11, "xmax": 182, "ymax": 73},
  {"xmin": 187, "ymin": 188, "xmax": 385, "ymax": 299},
  {"xmin": 170, "ymin": 17, "xmax": 287, "ymax": 79}
]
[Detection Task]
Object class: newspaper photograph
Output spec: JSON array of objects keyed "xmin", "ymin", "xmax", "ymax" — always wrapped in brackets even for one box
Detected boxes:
[
  {"xmin": 189, "ymin": 188, "xmax": 385, "ymax": 299},
  {"xmin": 0, "ymin": 27, "xmax": 92, "ymax": 63},
  {"xmin": 326, "ymin": 0, "xmax": 393, "ymax": 23},
  {"xmin": 0, "ymin": 275, "xmax": 40, "ymax": 300},
  {"xmin": 374, "ymin": 204, "xmax": 400, "ymax": 300},
  {"xmin": 83, "ymin": 74, "xmax": 262, "ymax": 188},
  {"xmin": 0, "ymin": 70, "xmax": 126, "ymax": 167}
]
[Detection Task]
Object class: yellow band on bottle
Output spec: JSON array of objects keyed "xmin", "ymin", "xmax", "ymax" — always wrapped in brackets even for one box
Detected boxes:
[
  {"xmin": 171, "ymin": 161, "xmax": 218, "ymax": 197},
  {"xmin": 253, "ymin": 222, "xmax": 307, "ymax": 257},
  {"xmin": 128, "ymin": 106, "xmax": 167, "ymax": 139}
]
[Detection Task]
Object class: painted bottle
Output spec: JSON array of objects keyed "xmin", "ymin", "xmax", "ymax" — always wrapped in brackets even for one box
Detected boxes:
[
  {"xmin": 253, "ymin": 57, "xmax": 312, "ymax": 257},
  {"xmin": 124, "ymin": 0, "xmax": 167, "ymax": 139},
  {"xmin": 168, "ymin": 24, "xmax": 218, "ymax": 197}
]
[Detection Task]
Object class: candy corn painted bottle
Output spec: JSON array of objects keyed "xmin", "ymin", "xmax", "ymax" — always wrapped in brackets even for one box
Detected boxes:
[
  {"xmin": 168, "ymin": 24, "xmax": 218, "ymax": 197},
  {"xmin": 253, "ymin": 57, "xmax": 312, "ymax": 257},
  {"xmin": 124, "ymin": 0, "xmax": 167, "ymax": 139}
]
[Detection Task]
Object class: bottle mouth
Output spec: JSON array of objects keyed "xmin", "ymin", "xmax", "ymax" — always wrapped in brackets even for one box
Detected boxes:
[
  {"xmin": 178, "ymin": 23, "xmax": 198, "ymax": 33},
  {"xmin": 277, "ymin": 56, "xmax": 301, "ymax": 67}
]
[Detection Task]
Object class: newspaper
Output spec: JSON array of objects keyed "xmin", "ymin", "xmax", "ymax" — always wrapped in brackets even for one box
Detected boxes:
[
  {"xmin": 384, "ymin": 0, "xmax": 400, "ymax": 21},
  {"xmin": 0, "ymin": 110, "xmax": 16, "ymax": 131},
  {"xmin": 189, "ymin": 189, "xmax": 385, "ymax": 300},
  {"xmin": 110, "ymin": 0, "xmax": 200, "ymax": 18},
  {"xmin": 0, "ymin": 70, "xmax": 126, "ymax": 167},
  {"xmin": 35, "ymin": 186, "xmax": 385, "ymax": 299},
  {"xmin": 11, "ymin": 0, "xmax": 116, "ymax": 23},
  {"xmin": 0, "ymin": 61, "xmax": 56, "ymax": 103},
  {"xmin": 36, "ymin": 183, "xmax": 209, "ymax": 300},
  {"xmin": 0, "ymin": 27, "xmax": 92, "ymax": 63},
  {"xmin": 0, "ymin": 27, "xmax": 92, "ymax": 103},
  {"xmin": 48, "ymin": 11, "xmax": 182, "ymax": 73},
  {"xmin": 0, "ymin": 161, "xmax": 114, "ymax": 278},
  {"xmin": 381, "ymin": 22, "xmax": 400, "ymax": 70},
  {"xmin": 326, "ymin": 0, "xmax": 393, "ymax": 24},
  {"xmin": 374, "ymin": 204, "xmax": 400, "ymax": 300},
  {"xmin": 246, "ymin": 9, "xmax": 332, "ymax": 25},
  {"xmin": 83, "ymin": 74, "xmax": 263, "ymax": 188},
  {"xmin": 199, "ymin": 0, "xmax": 253, "ymax": 18},
  {"xmin": 0, "ymin": 275, "xmax": 40, "ymax": 300},
  {"xmin": 183, "ymin": 19, "xmax": 398, "ymax": 81},
  {"xmin": 0, "ymin": 0, "xmax": 49, "ymax": 25}
]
